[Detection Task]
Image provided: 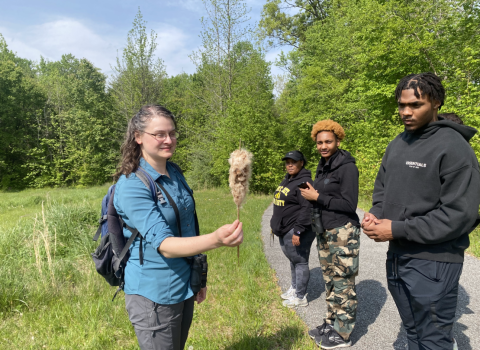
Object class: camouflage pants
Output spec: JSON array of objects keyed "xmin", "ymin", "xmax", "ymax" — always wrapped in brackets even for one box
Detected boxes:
[{"xmin": 316, "ymin": 222, "xmax": 360, "ymax": 341}]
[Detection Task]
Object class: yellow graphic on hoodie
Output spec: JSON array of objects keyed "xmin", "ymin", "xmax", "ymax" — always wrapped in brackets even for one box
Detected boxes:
[{"xmin": 273, "ymin": 186, "xmax": 290, "ymax": 206}]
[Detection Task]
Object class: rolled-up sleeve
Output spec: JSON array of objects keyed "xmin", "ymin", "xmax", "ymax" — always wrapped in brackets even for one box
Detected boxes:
[{"xmin": 114, "ymin": 176, "xmax": 174, "ymax": 250}]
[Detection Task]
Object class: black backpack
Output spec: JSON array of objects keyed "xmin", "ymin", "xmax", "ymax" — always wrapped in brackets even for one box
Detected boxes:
[{"xmin": 91, "ymin": 162, "xmax": 199, "ymax": 300}]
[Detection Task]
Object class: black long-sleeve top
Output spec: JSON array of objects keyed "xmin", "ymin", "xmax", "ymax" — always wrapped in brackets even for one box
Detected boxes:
[{"xmin": 313, "ymin": 150, "xmax": 360, "ymax": 230}]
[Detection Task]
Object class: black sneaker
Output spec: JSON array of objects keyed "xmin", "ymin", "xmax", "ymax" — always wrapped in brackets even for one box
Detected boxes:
[
  {"xmin": 308, "ymin": 321, "xmax": 333, "ymax": 340},
  {"xmin": 315, "ymin": 328, "xmax": 352, "ymax": 349}
]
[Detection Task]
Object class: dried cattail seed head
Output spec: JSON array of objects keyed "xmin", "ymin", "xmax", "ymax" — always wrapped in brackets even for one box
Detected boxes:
[{"xmin": 228, "ymin": 149, "xmax": 253, "ymax": 208}]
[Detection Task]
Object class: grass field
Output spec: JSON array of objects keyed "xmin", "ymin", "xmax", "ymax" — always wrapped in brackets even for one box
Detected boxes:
[
  {"xmin": 358, "ymin": 195, "xmax": 480, "ymax": 258},
  {"xmin": 0, "ymin": 187, "xmax": 316, "ymax": 350}
]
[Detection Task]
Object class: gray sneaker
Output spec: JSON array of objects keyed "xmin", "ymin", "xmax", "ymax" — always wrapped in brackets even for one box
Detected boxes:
[
  {"xmin": 281, "ymin": 286, "xmax": 296, "ymax": 300},
  {"xmin": 282, "ymin": 294, "xmax": 308, "ymax": 308},
  {"xmin": 308, "ymin": 320, "xmax": 333, "ymax": 339}
]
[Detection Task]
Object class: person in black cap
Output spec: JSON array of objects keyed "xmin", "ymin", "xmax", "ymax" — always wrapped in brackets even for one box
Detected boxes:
[{"xmin": 270, "ymin": 150, "xmax": 315, "ymax": 308}]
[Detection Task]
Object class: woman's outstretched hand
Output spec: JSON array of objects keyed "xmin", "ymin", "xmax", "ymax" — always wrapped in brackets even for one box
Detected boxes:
[
  {"xmin": 159, "ymin": 220, "xmax": 243, "ymax": 258},
  {"xmin": 214, "ymin": 220, "xmax": 243, "ymax": 247},
  {"xmin": 300, "ymin": 182, "xmax": 319, "ymax": 201}
]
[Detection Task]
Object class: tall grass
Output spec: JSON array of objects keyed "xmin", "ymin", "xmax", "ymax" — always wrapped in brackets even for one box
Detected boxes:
[
  {"xmin": 0, "ymin": 187, "xmax": 316, "ymax": 349},
  {"xmin": 32, "ymin": 203, "xmax": 56, "ymax": 286}
]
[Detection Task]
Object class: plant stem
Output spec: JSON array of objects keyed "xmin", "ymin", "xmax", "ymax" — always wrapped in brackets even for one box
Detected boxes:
[
  {"xmin": 237, "ymin": 138, "xmax": 241, "ymax": 266},
  {"xmin": 237, "ymin": 206, "xmax": 240, "ymax": 266}
]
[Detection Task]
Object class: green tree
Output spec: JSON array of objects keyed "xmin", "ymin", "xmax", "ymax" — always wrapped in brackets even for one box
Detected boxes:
[
  {"xmin": 0, "ymin": 35, "xmax": 45, "ymax": 189},
  {"xmin": 190, "ymin": 0, "xmax": 255, "ymax": 119},
  {"xmin": 211, "ymin": 42, "xmax": 285, "ymax": 192},
  {"xmin": 185, "ymin": 0, "xmax": 286, "ymax": 192},
  {"xmin": 259, "ymin": 0, "xmax": 329, "ymax": 49},
  {"xmin": 110, "ymin": 8, "xmax": 168, "ymax": 123},
  {"xmin": 26, "ymin": 54, "xmax": 120, "ymax": 187},
  {"xmin": 161, "ymin": 73, "xmax": 210, "ymax": 175}
]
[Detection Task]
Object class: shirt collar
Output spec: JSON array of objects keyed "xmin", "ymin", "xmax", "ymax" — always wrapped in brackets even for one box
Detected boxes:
[{"xmin": 139, "ymin": 158, "xmax": 165, "ymax": 182}]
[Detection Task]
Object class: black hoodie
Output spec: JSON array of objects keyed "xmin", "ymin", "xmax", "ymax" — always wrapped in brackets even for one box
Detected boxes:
[
  {"xmin": 313, "ymin": 149, "xmax": 360, "ymax": 230},
  {"xmin": 370, "ymin": 118, "xmax": 480, "ymax": 263},
  {"xmin": 270, "ymin": 167, "xmax": 313, "ymax": 236}
]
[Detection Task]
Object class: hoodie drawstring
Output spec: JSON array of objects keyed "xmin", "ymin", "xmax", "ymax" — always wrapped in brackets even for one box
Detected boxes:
[{"xmin": 392, "ymin": 254, "xmax": 399, "ymax": 278}]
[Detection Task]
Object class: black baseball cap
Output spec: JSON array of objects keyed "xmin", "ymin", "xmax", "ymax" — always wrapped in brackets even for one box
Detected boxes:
[{"xmin": 282, "ymin": 150, "xmax": 307, "ymax": 165}]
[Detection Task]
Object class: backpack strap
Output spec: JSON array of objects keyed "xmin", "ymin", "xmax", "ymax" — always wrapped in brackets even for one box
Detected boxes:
[
  {"xmin": 92, "ymin": 215, "xmax": 107, "ymax": 242},
  {"xmin": 128, "ymin": 167, "xmax": 183, "ymax": 264},
  {"xmin": 93, "ymin": 183, "xmax": 116, "ymax": 242},
  {"xmin": 135, "ymin": 168, "xmax": 158, "ymax": 203},
  {"xmin": 117, "ymin": 224, "xmax": 141, "ymax": 265},
  {"xmin": 153, "ymin": 175, "xmax": 196, "ymax": 263},
  {"xmin": 105, "ymin": 187, "xmax": 143, "ymax": 268},
  {"xmin": 137, "ymin": 166, "xmax": 184, "ymax": 238},
  {"xmin": 141, "ymin": 167, "xmax": 195, "ymax": 263},
  {"xmin": 192, "ymin": 200, "xmax": 200, "ymax": 237},
  {"xmin": 155, "ymin": 181, "xmax": 183, "ymax": 237},
  {"xmin": 168, "ymin": 162, "xmax": 200, "ymax": 237},
  {"xmin": 111, "ymin": 167, "xmax": 158, "ymax": 266}
]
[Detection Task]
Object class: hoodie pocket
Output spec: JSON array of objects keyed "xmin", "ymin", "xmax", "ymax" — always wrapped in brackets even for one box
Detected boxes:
[{"xmin": 383, "ymin": 201, "xmax": 406, "ymax": 221}]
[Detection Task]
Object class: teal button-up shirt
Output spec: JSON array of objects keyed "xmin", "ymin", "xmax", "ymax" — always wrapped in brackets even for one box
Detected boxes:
[{"xmin": 114, "ymin": 158, "xmax": 196, "ymax": 305}]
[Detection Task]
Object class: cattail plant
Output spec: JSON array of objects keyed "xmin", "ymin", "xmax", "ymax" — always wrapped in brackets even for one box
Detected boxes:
[{"xmin": 228, "ymin": 140, "xmax": 253, "ymax": 264}]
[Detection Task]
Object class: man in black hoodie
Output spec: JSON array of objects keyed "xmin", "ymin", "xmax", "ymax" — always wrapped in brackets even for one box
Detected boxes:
[{"xmin": 363, "ymin": 72, "xmax": 480, "ymax": 350}]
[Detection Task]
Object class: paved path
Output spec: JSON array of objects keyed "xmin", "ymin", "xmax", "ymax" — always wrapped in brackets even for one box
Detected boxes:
[{"xmin": 261, "ymin": 204, "xmax": 480, "ymax": 349}]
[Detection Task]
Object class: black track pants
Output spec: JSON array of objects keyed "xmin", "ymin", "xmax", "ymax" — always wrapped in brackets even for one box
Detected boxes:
[
  {"xmin": 279, "ymin": 229, "xmax": 316, "ymax": 298},
  {"xmin": 386, "ymin": 252, "xmax": 463, "ymax": 350}
]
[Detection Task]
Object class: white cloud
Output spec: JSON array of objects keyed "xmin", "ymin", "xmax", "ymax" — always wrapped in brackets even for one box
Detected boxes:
[
  {"xmin": 1, "ymin": 18, "xmax": 197, "ymax": 78},
  {"xmin": 1, "ymin": 15, "xmax": 288, "ymax": 80},
  {"xmin": 154, "ymin": 24, "xmax": 197, "ymax": 76},
  {"xmin": 1, "ymin": 19, "xmax": 121, "ymax": 76}
]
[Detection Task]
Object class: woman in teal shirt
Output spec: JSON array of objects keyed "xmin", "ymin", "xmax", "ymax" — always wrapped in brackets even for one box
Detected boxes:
[{"xmin": 114, "ymin": 105, "xmax": 243, "ymax": 350}]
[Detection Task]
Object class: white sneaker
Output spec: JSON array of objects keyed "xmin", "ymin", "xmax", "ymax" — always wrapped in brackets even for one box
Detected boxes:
[
  {"xmin": 282, "ymin": 294, "xmax": 308, "ymax": 308},
  {"xmin": 453, "ymin": 338, "xmax": 458, "ymax": 350},
  {"xmin": 281, "ymin": 286, "xmax": 296, "ymax": 300}
]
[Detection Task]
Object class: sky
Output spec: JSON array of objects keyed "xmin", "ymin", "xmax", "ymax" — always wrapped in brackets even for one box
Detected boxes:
[{"xmin": 0, "ymin": 0, "xmax": 290, "ymax": 78}]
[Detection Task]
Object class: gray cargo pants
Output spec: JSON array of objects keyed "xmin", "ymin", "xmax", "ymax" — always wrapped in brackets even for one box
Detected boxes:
[{"xmin": 125, "ymin": 294, "xmax": 195, "ymax": 350}]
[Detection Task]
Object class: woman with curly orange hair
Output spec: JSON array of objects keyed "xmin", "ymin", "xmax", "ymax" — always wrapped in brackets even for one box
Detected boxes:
[{"xmin": 300, "ymin": 120, "xmax": 360, "ymax": 349}]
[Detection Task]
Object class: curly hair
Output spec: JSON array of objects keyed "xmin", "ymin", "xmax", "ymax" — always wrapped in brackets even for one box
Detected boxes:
[
  {"xmin": 311, "ymin": 120, "xmax": 345, "ymax": 141},
  {"xmin": 395, "ymin": 72, "xmax": 445, "ymax": 109},
  {"xmin": 114, "ymin": 105, "xmax": 176, "ymax": 181}
]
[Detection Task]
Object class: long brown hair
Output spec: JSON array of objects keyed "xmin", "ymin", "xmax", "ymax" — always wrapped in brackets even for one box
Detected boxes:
[{"xmin": 114, "ymin": 105, "xmax": 176, "ymax": 181}]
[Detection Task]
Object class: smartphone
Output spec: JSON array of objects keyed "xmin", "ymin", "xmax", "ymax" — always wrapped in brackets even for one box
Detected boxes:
[{"xmin": 298, "ymin": 182, "xmax": 309, "ymax": 189}]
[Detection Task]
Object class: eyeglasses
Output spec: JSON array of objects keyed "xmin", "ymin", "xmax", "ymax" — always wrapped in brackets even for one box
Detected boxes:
[{"xmin": 144, "ymin": 131, "xmax": 180, "ymax": 141}]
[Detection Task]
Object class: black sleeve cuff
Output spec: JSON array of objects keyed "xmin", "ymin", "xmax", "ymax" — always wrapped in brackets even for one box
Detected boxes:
[{"xmin": 316, "ymin": 193, "xmax": 332, "ymax": 208}]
